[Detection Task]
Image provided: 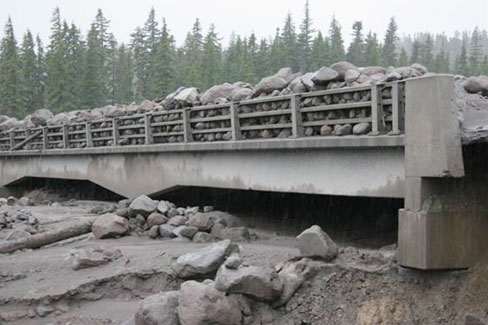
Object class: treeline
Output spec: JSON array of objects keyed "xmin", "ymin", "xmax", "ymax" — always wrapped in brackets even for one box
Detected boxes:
[{"xmin": 0, "ymin": 2, "xmax": 487, "ymax": 117}]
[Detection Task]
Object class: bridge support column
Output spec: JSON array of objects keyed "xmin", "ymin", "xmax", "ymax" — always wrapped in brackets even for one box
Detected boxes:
[{"xmin": 398, "ymin": 75, "xmax": 488, "ymax": 269}]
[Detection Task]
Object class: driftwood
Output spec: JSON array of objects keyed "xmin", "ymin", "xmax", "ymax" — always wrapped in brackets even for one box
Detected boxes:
[{"xmin": 0, "ymin": 222, "xmax": 92, "ymax": 254}]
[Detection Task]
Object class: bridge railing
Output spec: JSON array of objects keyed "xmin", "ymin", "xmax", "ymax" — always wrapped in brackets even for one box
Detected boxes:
[{"xmin": 0, "ymin": 81, "xmax": 405, "ymax": 152}]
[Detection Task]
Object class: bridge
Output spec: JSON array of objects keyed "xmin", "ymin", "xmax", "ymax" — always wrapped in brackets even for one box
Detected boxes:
[{"xmin": 0, "ymin": 75, "xmax": 487, "ymax": 270}]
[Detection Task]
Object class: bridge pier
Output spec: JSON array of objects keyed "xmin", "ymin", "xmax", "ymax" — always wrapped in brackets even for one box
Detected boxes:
[{"xmin": 398, "ymin": 75, "xmax": 488, "ymax": 269}]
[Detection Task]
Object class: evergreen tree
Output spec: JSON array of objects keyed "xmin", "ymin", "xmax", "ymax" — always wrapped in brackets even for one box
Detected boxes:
[
  {"xmin": 255, "ymin": 38, "xmax": 270, "ymax": 79},
  {"xmin": 130, "ymin": 27, "xmax": 146, "ymax": 99},
  {"xmin": 381, "ymin": 17, "xmax": 398, "ymax": 66},
  {"xmin": 347, "ymin": 21, "xmax": 365, "ymax": 66},
  {"xmin": 64, "ymin": 23, "xmax": 85, "ymax": 110},
  {"xmin": 82, "ymin": 24, "xmax": 105, "ymax": 108},
  {"xmin": 246, "ymin": 33, "xmax": 258, "ymax": 83},
  {"xmin": 421, "ymin": 34, "xmax": 434, "ymax": 70},
  {"xmin": 33, "ymin": 35, "xmax": 46, "ymax": 109},
  {"xmin": 469, "ymin": 27, "xmax": 483, "ymax": 75},
  {"xmin": 114, "ymin": 44, "xmax": 134, "ymax": 102},
  {"xmin": 410, "ymin": 39, "xmax": 421, "ymax": 64},
  {"xmin": 269, "ymin": 28, "xmax": 284, "ymax": 73},
  {"xmin": 455, "ymin": 41, "xmax": 468, "ymax": 75},
  {"xmin": 364, "ymin": 32, "xmax": 380, "ymax": 66},
  {"xmin": 280, "ymin": 13, "xmax": 298, "ymax": 70},
  {"xmin": 142, "ymin": 8, "xmax": 161, "ymax": 98},
  {"xmin": 19, "ymin": 30, "xmax": 38, "ymax": 115},
  {"xmin": 398, "ymin": 48, "xmax": 409, "ymax": 66},
  {"xmin": 297, "ymin": 0, "xmax": 314, "ymax": 72},
  {"xmin": 328, "ymin": 16, "xmax": 345, "ymax": 63},
  {"xmin": 182, "ymin": 19, "xmax": 204, "ymax": 87},
  {"xmin": 310, "ymin": 31, "xmax": 328, "ymax": 70},
  {"xmin": 0, "ymin": 18, "xmax": 21, "ymax": 116},
  {"xmin": 201, "ymin": 24, "xmax": 222, "ymax": 89}
]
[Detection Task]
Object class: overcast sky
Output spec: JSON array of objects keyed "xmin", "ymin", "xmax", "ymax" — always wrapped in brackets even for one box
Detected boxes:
[{"xmin": 1, "ymin": 0, "xmax": 487, "ymax": 47}]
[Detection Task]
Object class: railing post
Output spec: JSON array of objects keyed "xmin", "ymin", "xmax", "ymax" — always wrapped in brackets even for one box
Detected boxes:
[
  {"xmin": 62, "ymin": 125, "xmax": 69, "ymax": 149},
  {"xmin": 290, "ymin": 95, "xmax": 303, "ymax": 138},
  {"xmin": 182, "ymin": 108, "xmax": 192, "ymax": 143},
  {"xmin": 144, "ymin": 113, "xmax": 153, "ymax": 145},
  {"xmin": 42, "ymin": 127, "xmax": 48, "ymax": 150},
  {"xmin": 389, "ymin": 82, "xmax": 403, "ymax": 135},
  {"xmin": 370, "ymin": 84, "xmax": 384, "ymax": 135},
  {"xmin": 9, "ymin": 131, "xmax": 14, "ymax": 151},
  {"xmin": 112, "ymin": 118, "xmax": 119, "ymax": 146},
  {"xmin": 230, "ymin": 103, "xmax": 241, "ymax": 141},
  {"xmin": 85, "ymin": 122, "xmax": 93, "ymax": 147}
]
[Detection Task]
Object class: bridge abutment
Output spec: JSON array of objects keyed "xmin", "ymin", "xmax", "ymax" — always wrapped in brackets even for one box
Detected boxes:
[{"xmin": 398, "ymin": 75, "xmax": 488, "ymax": 269}]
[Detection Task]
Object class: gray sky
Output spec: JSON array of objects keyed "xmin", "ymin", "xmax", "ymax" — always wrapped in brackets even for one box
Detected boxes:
[{"xmin": 1, "ymin": 0, "xmax": 487, "ymax": 46}]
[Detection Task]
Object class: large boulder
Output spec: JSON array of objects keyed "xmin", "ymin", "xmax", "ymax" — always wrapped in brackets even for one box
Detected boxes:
[
  {"xmin": 274, "ymin": 67, "xmax": 295, "ymax": 82},
  {"xmin": 47, "ymin": 112, "xmax": 70, "ymax": 126},
  {"xmin": 288, "ymin": 76, "xmax": 307, "ymax": 93},
  {"xmin": 220, "ymin": 227, "xmax": 251, "ymax": 242},
  {"xmin": 105, "ymin": 106, "xmax": 126, "ymax": 118},
  {"xmin": 0, "ymin": 115, "xmax": 8, "ymax": 124},
  {"xmin": 201, "ymin": 83, "xmax": 235, "ymax": 105},
  {"xmin": 330, "ymin": 61, "xmax": 358, "ymax": 80},
  {"xmin": 230, "ymin": 87, "xmax": 253, "ymax": 101},
  {"xmin": 30, "ymin": 109, "xmax": 53, "ymax": 126},
  {"xmin": 92, "ymin": 214, "xmax": 130, "ymax": 239},
  {"xmin": 296, "ymin": 225, "xmax": 338, "ymax": 261},
  {"xmin": 135, "ymin": 291, "xmax": 179, "ymax": 325},
  {"xmin": 146, "ymin": 212, "xmax": 168, "ymax": 228},
  {"xmin": 273, "ymin": 259, "xmax": 311, "ymax": 307},
  {"xmin": 215, "ymin": 264, "xmax": 283, "ymax": 302},
  {"xmin": 464, "ymin": 76, "xmax": 488, "ymax": 96},
  {"xmin": 300, "ymin": 72, "xmax": 315, "ymax": 90},
  {"xmin": 178, "ymin": 280, "xmax": 246, "ymax": 325},
  {"xmin": 253, "ymin": 76, "xmax": 289, "ymax": 97},
  {"xmin": 312, "ymin": 67, "xmax": 340, "ymax": 85},
  {"xmin": 411, "ymin": 63, "xmax": 428, "ymax": 75},
  {"xmin": 174, "ymin": 87, "xmax": 200, "ymax": 106},
  {"xmin": 361, "ymin": 66, "xmax": 386, "ymax": 76},
  {"xmin": 129, "ymin": 195, "xmax": 158, "ymax": 217},
  {"xmin": 187, "ymin": 213, "xmax": 212, "ymax": 231},
  {"xmin": 0, "ymin": 117, "xmax": 20, "ymax": 131},
  {"xmin": 171, "ymin": 239, "xmax": 239, "ymax": 278}
]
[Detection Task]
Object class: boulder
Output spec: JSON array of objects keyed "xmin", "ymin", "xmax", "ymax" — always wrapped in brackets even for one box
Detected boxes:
[
  {"xmin": 30, "ymin": 109, "xmax": 53, "ymax": 126},
  {"xmin": 168, "ymin": 215, "xmax": 186, "ymax": 226},
  {"xmin": 311, "ymin": 67, "xmax": 340, "ymax": 85},
  {"xmin": 215, "ymin": 264, "xmax": 283, "ymax": 301},
  {"xmin": 72, "ymin": 247, "xmax": 122, "ymax": 270},
  {"xmin": 18, "ymin": 197, "xmax": 34, "ymax": 207},
  {"xmin": 148, "ymin": 225, "xmax": 159, "ymax": 238},
  {"xmin": 129, "ymin": 195, "xmax": 158, "ymax": 217},
  {"xmin": 187, "ymin": 213, "xmax": 212, "ymax": 231},
  {"xmin": 0, "ymin": 115, "xmax": 8, "ymax": 124},
  {"xmin": 201, "ymin": 83, "xmax": 234, "ymax": 105},
  {"xmin": 274, "ymin": 67, "xmax": 295, "ymax": 82},
  {"xmin": 0, "ymin": 117, "xmax": 20, "ymax": 131},
  {"xmin": 411, "ymin": 63, "xmax": 428, "ymax": 75},
  {"xmin": 320, "ymin": 125, "xmax": 333, "ymax": 136},
  {"xmin": 146, "ymin": 212, "xmax": 168, "ymax": 228},
  {"xmin": 385, "ymin": 71, "xmax": 402, "ymax": 82},
  {"xmin": 135, "ymin": 291, "xmax": 179, "ymax": 325},
  {"xmin": 171, "ymin": 239, "xmax": 239, "ymax": 278},
  {"xmin": 334, "ymin": 124, "xmax": 352, "ymax": 136},
  {"xmin": 330, "ymin": 61, "xmax": 358, "ymax": 80},
  {"xmin": 47, "ymin": 112, "xmax": 70, "ymax": 126},
  {"xmin": 289, "ymin": 76, "xmax": 307, "ymax": 93},
  {"xmin": 464, "ymin": 76, "xmax": 488, "ymax": 95},
  {"xmin": 220, "ymin": 227, "xmax": 251, "ymax": 242},
  {"xmin": 173, "ymin": 225, "xmax": 198, "ymax": 239},
  {"xmin": 296, "ymin": 225, "xmax": 338, "ymax": 261},
  {"xmin": 254, "ymin": 76, "xmax": 289, "ymax": 97},
  {"xmin": 156, "ymin": 200, "xmax": 171, "ymax": 214},
  {"xmin": 174, "ymin": 87, "xmax": 200, "ymax": 106},
  {"xmin": 92, "ymin": 214, "xmax": 130, "ymax": 239},
  {"xmin": 352, "ymin": 122, "xmax": 371, "ymax": 135},
  {"xmin": 273, "ymin": 259, "xmax": 311, "ymax": 307},
  {"xmin": 361, "ymin": 66, "xmax": 386, "ymax": 76},
  {"xmin": 7, "ymin": 196, "xmax": 17, "ymax": 206},
  {"xmin": 105, "ymin": 107, "xmax": 126, "ymax": 118},
  {"xmin": 159, "ymin": 224, "xmax": 176, "ymax": 238},
  {"xmin": 300, "ymin": 72, "xmax": 315, "ymax": 90},
  {"xmin": 192, "ymin": 231, "xmax": 217, "ymax": 243},
  {"xmin": 178, "ymin": 280, "xmax": 246, "ymax": 325},
  {"xmin": 224, "ymin": 253, "xmax": 242, "ymax": 269},
  {"xmin": 345, "ymin": 69, "xmax": 361, "ymax": 83},
  {"xmin": 230, "ymin": 87, "xmax": 253, "ymax": 101}
]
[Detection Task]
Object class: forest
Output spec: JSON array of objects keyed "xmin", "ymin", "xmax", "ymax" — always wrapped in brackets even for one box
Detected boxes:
[{"xmin": 0, "ymin": 1, "xmax": 487, "ymax": 118}]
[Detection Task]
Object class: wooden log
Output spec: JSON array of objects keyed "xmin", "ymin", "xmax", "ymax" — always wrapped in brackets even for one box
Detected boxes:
[{"xmin": 0, "ymin": 221, "xmax": 92, "ymax": 254}]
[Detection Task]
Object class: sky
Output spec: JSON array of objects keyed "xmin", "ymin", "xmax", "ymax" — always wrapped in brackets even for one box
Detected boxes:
[{"xmin": 0, "ymin": 0, "xmax": 487, "ymax": 47}]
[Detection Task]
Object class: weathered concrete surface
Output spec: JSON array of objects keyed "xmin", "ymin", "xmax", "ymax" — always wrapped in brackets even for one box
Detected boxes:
[{"xmin": 0, "ymin": 143, "xmax": 405, "ymax": 199}]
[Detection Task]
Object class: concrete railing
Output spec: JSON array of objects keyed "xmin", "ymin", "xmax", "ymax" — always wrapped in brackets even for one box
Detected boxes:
[{"xmin": 0, "ymin": 81, "xmax": 405, "ymax": 152}]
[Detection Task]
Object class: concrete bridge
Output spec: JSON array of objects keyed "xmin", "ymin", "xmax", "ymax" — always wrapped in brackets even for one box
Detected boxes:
[{"xmin": 0, "ymin": 75, "xmax": 487, "ymax": 271}]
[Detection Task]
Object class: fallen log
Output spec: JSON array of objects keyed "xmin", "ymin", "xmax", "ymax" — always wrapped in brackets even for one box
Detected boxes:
[{"xmin": 0, "ymin": 221, "xmax": 93, "ymax": 254}]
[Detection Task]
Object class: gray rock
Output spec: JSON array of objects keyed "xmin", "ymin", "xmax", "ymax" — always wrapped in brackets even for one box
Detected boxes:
[
  {"xmin": 211, "ymin": 222, "xmax": 226, "ymax": 238},
  {"xmin": 192, "ymin": 231, "xmax": 217, "ymax": 243},
  {"xmin": 330, "ymin": 61, "xmax": 358, "ymax": 80},
  {"xmin": 168, "ymin": 215, "xmax": 186, "ymax": 226},
  {"xmin": 135, "ymin": 291, "xmax": 179, "ymax": 325},
  {"xmin": 115, "ymin": 208, "xmax": 130, "ymax": 218},
  {"xmin": 370, "ymin": 73, "xmax": 386, "ymax": 82},
  {"xmin": 300, "ymin": 72, "xmax": 315, "ymax": 90},
  {"xmin": 465, "ymin": 314, "xmax": 488, "ymax": 325},
  {"xmin": 230, "ymin": 87, "xmax": 253, "ymax": 101},
  {"xmin": 72, "ymin": 247, "xmax": 122, "ymax": 270},
  {"xmin": 146, "ymin": 212, "xmax": 168, "ymax": 228},
  {"xmin": 105, "ymin": 107, "xmax": 126, "ymax": 118},
  {"xmin": 312, "ymin": 67, "xmax": 340, "ymax": 85},
  {"xmin": 254, "ymin": 76, "xmax": 289, "ymax": 97},
  {"xmin": 5, "ymin": 229, "xmax": 31, "ymax": 241},
  {"xmin": 352, "ymin": 122, "xmax": 371, "ymax": 135},
  {"xmin": 167, "ymin": 207, "xmax": 178, "ymax": 218},
  {"xmin": 36, "ymin": 304, "xmax": 55, "ymax": 317},
  {"xmin": 215, "ymin": 264, "xmax": 283, "ymax": 301},
  {"xmin": 274, "ymin": 67, "xmax": 294, "ymax": 82},
  {"xmin": 129, "ymin": 195, "xmax": 158, "ymax": 217},
  {"xmin": 320, "ymin": 125, "xmax": 333, "ymax": 136},
  {"xmin": 296, "ymin": 225, "xmax": 338, "ymax": 261},
  {"xmin": 171, "ymin": 239, "xmax": 239, "ymax": 278},
  {"xmin": 148, "ymin": 225, "xmax": 159, "ymax": 238},
  {"xmin": 288, "ymin": 76, "xmax": 307, "ymax": 93},
  {"xmin": 159, "ymin": 224, "xmax": 176, "ymax": 238},
  {"xmin": 203, "ymin": 206, "xmax": 214, "ymax": 213},
  {"xmin": 0, "ymin": 197, "xmax": 7, "ymax": 206},
  {"xmin": 411, "ymin": 63, "xmax": 428, "ymax": 75},
  {"xmin": 385, "ymin": 71, "xmax": 402, "ymax": 82},
  {"xmin": 92, "ymin": 214, "xmax": 130, "ymax": 239},
  {"xmin": 18, "ymin": 196, "xmax": 34, "ymax": 206},
  {"xmin": 345, "ymin": 69, "xmax": 361, "ymax": 83},
  {"xmin": 173, "ymin": 225, "xmax": 199, "ymax": 239},
  {"xmin": 157, "ymin": 200, "xmax": 171, "ymax": 214},
  {"xmin": 201, "ymin": 83, "xmax": 234, "ymax": 105},
  {"xmin": 273, "ymin": 259, "xmax": 311, "ymax": 307},
  {"xmin": 178, "ymin": 280, "xmax": 246, "ymax": 325},
  {"xmin": 30, "ymin": 108, "xmax": 53, "ymax": 126},
  {"xmin": 361, "ymin": 66, "xmax": 386, "ymax": 76},
  {"xmin": 174, "ymin": 87, "xmax": 200, "ymax": 106},
  {"xmin": 334, "ymin": 124, "xmax": 352, "ymax": 136},
  {"xmin": 187, "ymin": 213, "xmax": 212, "ymax": 231},
  {"xmin": 224, "ymin": 253, "xmax": 242, "ymax": 269},
  {"xmin": 464, "ymin": 76, "xmax": 488, "ymax": 95},
  {"xmin": 6, "ymin": 196, "xmax": 17, "ymax": 206},
  {"xmin": 220, "ymin": 227, "xmax": 251, "ymax": 242}
]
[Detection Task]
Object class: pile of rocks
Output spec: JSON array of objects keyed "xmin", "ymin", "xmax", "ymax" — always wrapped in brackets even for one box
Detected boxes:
[
  {"xmin": 91, "ymin": 195, "xmax": 251, "ymax": 243},
  {"xmin": 0, "ymin": 196, "xmax": 42, "ymax": 240},
  {"xmin": 135, "ymin": 224, "xmax": 336, "ymax": 325}
]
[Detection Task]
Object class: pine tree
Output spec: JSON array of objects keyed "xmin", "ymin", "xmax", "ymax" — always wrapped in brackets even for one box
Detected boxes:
[
  {"xmin": 347, "ymin": 21, "xmax": 365, "ymax": 66},
  {"xmin": 130, "ymin": 27, "xmax": 146, "ymax": 99},
  {"xmin": 421, "ymin": 34, "xmax": 434, "ymax": 70},
  {"xmin": 19, "ymin": 30, "xmax": 38, "ymax": 115},
  {"xmin": 33, "ymin": 35, "xmax": 46, "ymax": 109},
  {"xmin": 269, "ymin": 28, "xmax": 284, "ymax": 73},
  {"xmin": 64, "ymin": 23, "xmax": 85, "ymax": 110},
  {"xmin": 182, "ymin": 19, "xmax": 204, "ymax": 88},
  {"xmin": 280, "ymin": 13, "xmax": 298, "ymax": 70},
  {"xmin": 410, "ymin": 39, "xmax": 421, "ymax": 64},
  {"xmin": 310, "ymin": 31, "xmax": 328, "ymax": 70},
  {"xmin": 0, "ymin": 18, "xmax": 21, "ymax": 116},
  {"xmin": 398, "ymin": 48, "xmax": 409, "ymax": 66},
  {"xmin": 455, "ymin": 41, "xmax": 468, "ymax": 75},
  {"xmin": 201, "ymin": 24, "xmax": 222, "ymax": 90},
  {"xmin": 142, "ymin": 8, "xmax": 161, "ymax": 98},
  {"xmin": 114, "ymin": 44, "xmax": 134, "ymax": 102},
  {"xmin": 255, "ymin": 38, "xmax": 270, "ymax": 79},
  {"xmin": 381, "ymin": 17, "xmax": 398, "ymax": 66},
  {"xmin": 364, "ymin": 32, "xmax": 380, "ymax": 66},
  {"xmin": 328, "ymin": 16, "xmax": 345, "ymax": 63},
  {"xmin": 469, "ymin": 27, "xmax": 483, "ymax": 75},
  {"xmin": 82, "ymin": 24, "xmax": 105, "ymax": 108},
  {"xmin": 246, "ymin": 33, "xmax": 258, "ymax": 83},
  {"xmin": 297, "ymin": 0, "xmax": 314, "ymax": 72}
]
